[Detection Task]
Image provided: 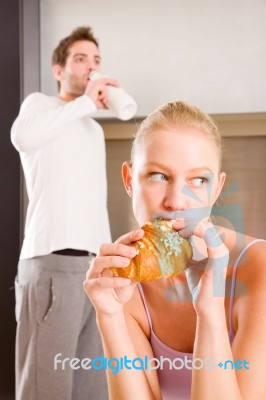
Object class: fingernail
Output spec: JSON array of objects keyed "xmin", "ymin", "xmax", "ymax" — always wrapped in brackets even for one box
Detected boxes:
[
  {"xmin": 121, "ymin": 258, "xmax": 130, "ymax": 266},
  {"xmin": 128, "ymin": 247, "xmax": 136, "ymax": 257}
]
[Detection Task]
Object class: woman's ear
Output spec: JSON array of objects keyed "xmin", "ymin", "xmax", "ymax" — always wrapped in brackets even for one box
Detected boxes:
[
  {"xmin": 215, "ymin": 171, "xmax": 226, "ymax": 202},
  {"xmin": 122, "ymin": 162, "xmax": 133, "ymax": 198}
]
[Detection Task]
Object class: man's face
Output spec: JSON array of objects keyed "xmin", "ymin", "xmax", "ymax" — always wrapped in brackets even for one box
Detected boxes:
[{"xmin": 56, "ymin": 40, "xmax": 101, "ymax": 96}]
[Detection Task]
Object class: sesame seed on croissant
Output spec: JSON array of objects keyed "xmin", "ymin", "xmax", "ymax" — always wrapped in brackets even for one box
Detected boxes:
[{"xmin": 110, "ymin": 219, "xmax": 193, "ymax": 282}]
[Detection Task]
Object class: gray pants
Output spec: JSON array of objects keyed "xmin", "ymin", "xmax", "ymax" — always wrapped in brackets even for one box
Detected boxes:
[{"xmin": 15, "ymin": 254, "xmax": 108, "ymax": 400}]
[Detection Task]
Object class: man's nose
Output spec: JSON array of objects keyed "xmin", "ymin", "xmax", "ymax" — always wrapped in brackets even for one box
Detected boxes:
[{"xmin": 86, "ymin": 59, "xmax": 97, "ymax": 73}]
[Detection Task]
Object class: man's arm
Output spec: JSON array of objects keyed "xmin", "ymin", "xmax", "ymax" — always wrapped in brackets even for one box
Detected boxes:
[{"xmin": 11, "ymin": 92, "xmax": 97, "ymax": 152}]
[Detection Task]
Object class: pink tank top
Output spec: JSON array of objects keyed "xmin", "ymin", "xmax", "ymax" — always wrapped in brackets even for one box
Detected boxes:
[{"xmin": 138, "ymin": 239, "xmax": 265, "ymax": 400}]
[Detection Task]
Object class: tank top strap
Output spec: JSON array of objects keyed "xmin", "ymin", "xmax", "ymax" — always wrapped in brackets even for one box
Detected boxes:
[
  {"xmin": 137, "ymin": 283, "xmax": 153, "ymax": 331},
  {"xmin": 228, "ymin": 238, "xmax": 266, "ymax": 340}
]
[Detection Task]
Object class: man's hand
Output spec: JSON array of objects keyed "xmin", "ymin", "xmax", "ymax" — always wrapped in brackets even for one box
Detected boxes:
[{"xmin": 85, "ymin": 77, "xmax": 119, "ymax": 109}]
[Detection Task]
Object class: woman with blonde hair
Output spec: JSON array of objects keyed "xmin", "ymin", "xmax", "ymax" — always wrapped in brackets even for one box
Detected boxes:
[{"xmin": 84, "ymin": 101, "xmax": 266, "ymax": 400}]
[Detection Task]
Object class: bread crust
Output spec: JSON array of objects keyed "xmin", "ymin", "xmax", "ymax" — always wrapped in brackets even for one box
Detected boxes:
[{"xmin": 111, "ymin": 220, "xmax": 193, "ymax": 282}]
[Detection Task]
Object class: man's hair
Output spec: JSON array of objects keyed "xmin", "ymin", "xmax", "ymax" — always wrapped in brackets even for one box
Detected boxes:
[{"xmin": 52, "ymin": 26, "xmax": 99, "ymax": 67}]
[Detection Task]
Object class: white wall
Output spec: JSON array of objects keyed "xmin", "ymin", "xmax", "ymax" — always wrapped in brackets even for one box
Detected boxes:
[{"xmin": 40, "ymin": 0, "xmax": 266, "ymax": 116}]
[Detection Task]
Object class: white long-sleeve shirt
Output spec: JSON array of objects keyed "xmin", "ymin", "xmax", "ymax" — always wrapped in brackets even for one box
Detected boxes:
[{"xmin": 11, "ymin": 92, "xmax": 111, "ymax": 259}]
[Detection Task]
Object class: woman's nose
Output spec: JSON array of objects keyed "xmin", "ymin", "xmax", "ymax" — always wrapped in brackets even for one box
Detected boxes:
[{"xmin": 163, "ymin": 183, "xmax": 188, "ymax": 211}]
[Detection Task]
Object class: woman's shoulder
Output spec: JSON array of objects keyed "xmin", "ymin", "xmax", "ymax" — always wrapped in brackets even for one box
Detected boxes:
[
  {"xmin": 213, "ymin": 226, "xmax": 266, "ymax": 296},
  {"xmin": 231, "ymin": 233, "xmax": 266, "ymax": 339},
  {"xmin": 217, "ymin": 227, "xmax": 266, "ymax": 341},
  {"xmin": 237, "ymin": 236, "xmax": 266, "ymax": 284},
  {"xmin": 219, "ymin": 226, "xmax": 265, "ymax": 266},
  {"xmin": 224, "ymin": 227, "xmax": 266, "ymax": 294}
]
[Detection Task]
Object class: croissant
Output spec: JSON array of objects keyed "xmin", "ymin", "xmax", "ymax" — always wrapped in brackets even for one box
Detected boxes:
[{"xmin": 111, "ymin": 219, "xmax": 193, "ymax": 282}]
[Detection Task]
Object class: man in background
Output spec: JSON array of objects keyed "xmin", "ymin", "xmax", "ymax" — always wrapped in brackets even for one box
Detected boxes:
[{"xmin": 11, "ymin": 26, "xmax": 116, "ymax": 400}]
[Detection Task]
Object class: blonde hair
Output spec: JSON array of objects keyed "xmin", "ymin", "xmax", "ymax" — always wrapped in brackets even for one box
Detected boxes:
[{"xmin": 131, "ymin": 101, "xmax": 223, "ymax": 170}]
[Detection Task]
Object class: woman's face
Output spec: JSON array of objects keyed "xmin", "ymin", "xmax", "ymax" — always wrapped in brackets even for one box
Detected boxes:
[{"xmin": 122, "ymin": 127, "xmax": 226, "ymax": 227}]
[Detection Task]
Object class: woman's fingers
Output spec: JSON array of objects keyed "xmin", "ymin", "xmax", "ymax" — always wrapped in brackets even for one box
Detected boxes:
[
  {"xmin": 115, "ymin": 229, "xmax": 144, "ymax": 245},
  {"xmin": 86, "ymin": 229, "xmax": 144, "ymax": 280},
  {"xmin": 173, "ymin": 219, "xmax": 226, "ymax": 249},
  {"xmin": 84, "ymin": 276, "xmax": 132, "ymax": 291},
  {"xmin": 87, "ymin": 255, "xmax": 131, "ymax": 279},
  {"xmin": 97, "ymin": 229, "xmax": 144, "ymax": 257},
  {"xmin": 98, "ymin": 242, "xmax": 135, "ymax": 257},
  {"xmin": 83, "ymin": 230, "xmax": 144, "ymax": 315}
]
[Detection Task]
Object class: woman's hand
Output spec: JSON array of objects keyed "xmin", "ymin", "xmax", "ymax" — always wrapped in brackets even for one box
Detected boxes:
[
  {"xmin": 83, "ymin": 229, "xmax": 144, "ymax": 317},
  {"xmin": 172, "ymin": 216, "xmax": 229, "ymax": 317}
]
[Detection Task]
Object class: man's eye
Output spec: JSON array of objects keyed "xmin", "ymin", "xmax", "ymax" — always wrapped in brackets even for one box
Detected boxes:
[
  {"xmin": 190, "ymin": 177, "xmax": 208, "ymax": 187},
  {"xmin": 150, "ymin": 173, "xmax": 168, "ymax": 182}
]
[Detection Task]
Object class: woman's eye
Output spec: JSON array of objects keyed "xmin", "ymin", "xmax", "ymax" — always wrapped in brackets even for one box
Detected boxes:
[
  {"xmin": 150, "ymin": 173, "xmax": 168, "ymax": 182},
  {"xmin": 190, "ymin": 177, "xmax": 207, "ymax": 187}
]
